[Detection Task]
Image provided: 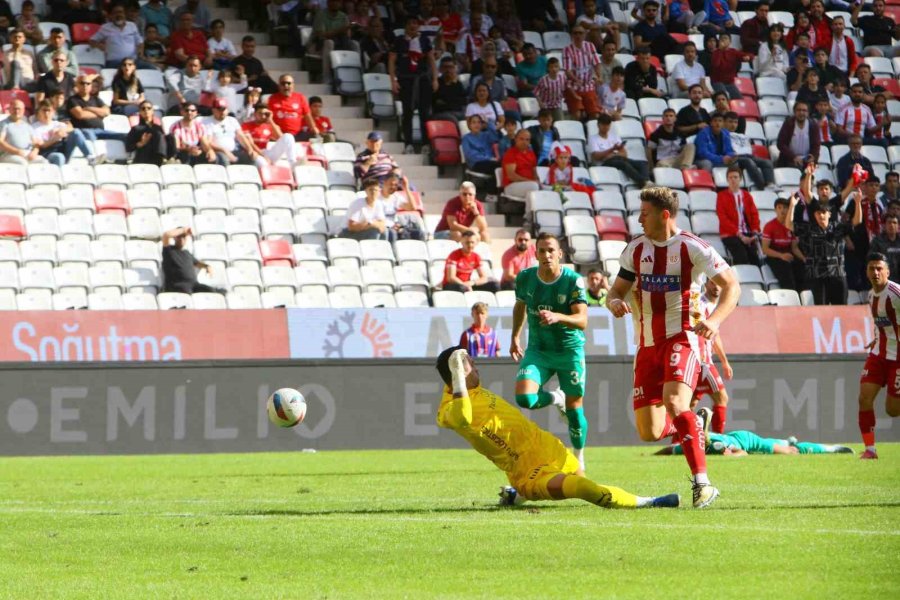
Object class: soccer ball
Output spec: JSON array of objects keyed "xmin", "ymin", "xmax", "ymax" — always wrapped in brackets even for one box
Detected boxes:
[{"xmin": 267, "ymin": 388, "xmax": 307, "ymax": 427}]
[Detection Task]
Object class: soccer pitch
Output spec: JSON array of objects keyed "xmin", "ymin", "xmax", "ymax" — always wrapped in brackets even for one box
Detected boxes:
[{"xmin": 1, "ymin": 446, "xmax": 898, "ymax": 599}]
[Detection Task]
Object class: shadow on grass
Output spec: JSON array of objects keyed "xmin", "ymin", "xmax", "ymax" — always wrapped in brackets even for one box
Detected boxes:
[
  {"xmin": 226, "ymin": 505, "xmax": 569, "ymax": 517},
  {"xmin": 706, "ymin": 501, "xmax": 900, "ymax": 511}
]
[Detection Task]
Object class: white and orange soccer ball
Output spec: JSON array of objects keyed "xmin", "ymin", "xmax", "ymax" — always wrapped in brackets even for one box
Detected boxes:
[{"xmin": 266, "ymin": 388, "xmax": 307, "ymax": 427}]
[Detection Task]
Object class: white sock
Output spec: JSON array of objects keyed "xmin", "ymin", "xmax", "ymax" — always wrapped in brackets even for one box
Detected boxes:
[
  {"xmin": 635, "ymin": 496, "xmax": 653, "ymax": 508},
  {"xmin": 694, "ymin": 473, "xmax": 710, "ymax": 486}
]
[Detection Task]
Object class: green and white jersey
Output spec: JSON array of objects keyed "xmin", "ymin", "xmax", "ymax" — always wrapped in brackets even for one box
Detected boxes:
[{"xmin": 515, "ymin": 266, "xmax": 587, "ymax": 352}]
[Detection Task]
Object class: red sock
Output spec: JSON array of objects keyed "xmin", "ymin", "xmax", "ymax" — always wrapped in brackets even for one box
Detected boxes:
[
  {"xmin": 858, "ymin": 410, "xmax": 876, "ymax": 447},
  {"xmin": 712, "ymin": 405, "xmax": 727, "ymax": 434},
  {"xmin": 660, "ymin": 415, "xmax": 678, "ymax": 441},
  {"xmin": 674, "ymin": 411, "xmax": 706, "ymax": 476}
]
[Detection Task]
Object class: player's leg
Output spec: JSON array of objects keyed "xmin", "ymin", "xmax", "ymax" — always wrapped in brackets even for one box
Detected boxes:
[
  {"xmin": 514, "ymin": 353, "xmax": 558, "ymax": 410},
  {"xmin": 521, "ymin": 471, "xmax": 679, "ymax": 509},
  {"xmin": 790, "ymin": 440, "xmax": 854, "ymax": 454},
  {"xmin": 559, "ymin": 355, "xmax": 589, "ymax": 469},
  {"xmin": 858, "ymin": 382, "xmax": 881, "ymax": 457},
  {"xmin": 633, "ymin": 346, "xmax": 678, "ymax": 442},
  {"xmin": 705, "ymin": 364, "xmax": 729, "ymax": 434}
]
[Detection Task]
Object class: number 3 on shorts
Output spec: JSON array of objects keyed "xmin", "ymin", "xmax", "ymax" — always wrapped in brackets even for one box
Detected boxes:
[
  {"xmin": 669, "ymin": 352, "xmax": 680, "ymax": 367},
  {"xmin": 569, "ymin": 370, "xmax": 581, "ymax": 385}
]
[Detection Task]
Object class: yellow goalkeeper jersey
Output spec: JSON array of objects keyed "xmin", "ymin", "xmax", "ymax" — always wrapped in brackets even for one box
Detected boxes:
[{"xmin": 436, "ymin": 385, "xmax": 566, "ymax": 480}]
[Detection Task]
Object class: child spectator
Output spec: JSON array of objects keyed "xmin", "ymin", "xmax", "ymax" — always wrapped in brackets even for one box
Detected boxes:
[
  {"xmin": 301, "ymin": 96, "xmax": 336, "ymax": 142},
  {"xmin": 812, "ymin": 97, "xmax": 838, "ymax": 147},
  {"xmin": 461, "ymin": 114, "xmax": 501, "ymax": 187},
  {"xmin": 208, "ymin": 19, "xmax": 238, "ymax": 71},
  {"xmin": 789, "ymin": 32, "xmax": 815, "ymax": 65},
  {"xmin": 545, "ymin": 142, "xmax": 575, "ymax": 189},
  {"xmin": 598, "ymin": 67, "xmax": 626, "ymax": 121},
  {"xmin": 140, "ymin": 24, "xmax": 168, "ymax": 69},
  {"xmin": 459, "ymin": 302, "xmax": 501, "ymax": 357},
  {"xmin": 533, "ymin": 57, "xmax": 566, "ymax": 122},
  {"xmin": 828, "ymin": 78, "xmax": 850, "ymax": 116},
  {"xmin": 710, "ymin": 33, "xmax": 750, "ymax": 99},
  {"xmin": 204, "ymin": 68, "xmax": 247, "ymax": 116},
  {"xmin": 488, "ymin": 25, "xmax": 512, "ymax": 64},
  {"xmin": 16, "ymin": 1, "xmax": 42, "ymax": 45},
  {"xmin": 236, "ymin": 87, "xmax": 262, "ymax": 123},
  {"xmin": 872, "ymin": 94, "xmax": 900, "ymax": 146},
  {"xmin": 498, "ymin": 117, "xmax": 518, "ymax": 157}
]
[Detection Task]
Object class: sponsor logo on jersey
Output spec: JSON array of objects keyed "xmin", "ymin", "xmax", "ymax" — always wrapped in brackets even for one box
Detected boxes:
[
  {"xmin": 673, "ymin": 369, "xmax": 683, "ymax": 377},
  {"xmin": 639, "ymin": 273, "xmax": 681, "ymax": 292},
  {"xmin": 668, "ymin": 255, "xmax": 680, "ymax": 264},
  {"xmin": 633, "ymin": 386, "xmax": 644, "ymax": 399},
  {"xmin": 875, "ymin": 316, "xmax": 893, "ymax": 328},
  {"xmin": 673, "ymin": 343, "xmax": 682, "ymax": 351},
  {"xmin": 558, "ymin": 294, "xmax": 566, "ymax": 303},
  {"xmin": 575, "ymin": 277, "xmax": 585, "ymax": 289}
]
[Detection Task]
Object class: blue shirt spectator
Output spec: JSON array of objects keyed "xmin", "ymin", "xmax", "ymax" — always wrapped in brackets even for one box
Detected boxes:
[{"xmin": 695, "ymin": 117, "xmax": 735, "ymax": 167}]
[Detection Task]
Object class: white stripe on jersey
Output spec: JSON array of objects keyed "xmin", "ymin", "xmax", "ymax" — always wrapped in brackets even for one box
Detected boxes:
[
  {"xmin": 870, "ymin": 281, "xmax": 900, "ymax": 361},
  {"xmin": 694, "ymin": 291, "xmax": 717, "ymax": 364},
  {"xmin": 618, "ymin": 230, "xmax": 730, "ymax": 348}
]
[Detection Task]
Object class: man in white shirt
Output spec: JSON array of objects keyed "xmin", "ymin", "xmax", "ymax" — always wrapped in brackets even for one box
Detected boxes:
[
  {"xmin": 380, "ymin": 174, "xmax": 426, "ymax": 241},
  {"xmin": 588, "ymin": 113, "xmax": 649, "ymax": 187},
  {"xmin": 341, "ymin": 177, "xmax": 389, "ymax": 241},
  {"xmin": 672, "ymin": 42, "xmax": 712, "ymax": 99},
  {"xmin": 202, "ymin": 98, "xmax": 247, "ymax": 166},
  {"xmin": 90, "ymin": 4, "xmax": 155, "ymax": 69}
]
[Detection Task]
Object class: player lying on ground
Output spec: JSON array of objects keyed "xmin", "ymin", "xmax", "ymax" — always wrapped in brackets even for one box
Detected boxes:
[
  {"xmin": 857, "ymin": 252, "xmax": 900, "ymax": 460},
  {"xmin": 655, "ymin": 430, "xmax": 854, "ymax": 456},
  {"xmin": 690, "ymin": 277, "xmax": 732, "ymax": 433},
  {"xmin": 435, "ymin": 347, "xmax": 680, "ymax": 509},
  {"xmin": 510, "ymin": 233, "xmax": 590, "ymax": 470},
  {"xmin": 607, "ymin": 186, "xmax": 740, "ymax": 508}
]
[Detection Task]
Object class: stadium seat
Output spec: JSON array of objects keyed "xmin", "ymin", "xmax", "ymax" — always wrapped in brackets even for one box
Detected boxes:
[
  {"xmin": 595, "ymin": 214, "xmax": 629, "ymax": 241},
  {"xmin": 598, "ymin": 240, "xmax": 627, "ymax": 262},
  {"xmin": 327, "ymin": 237, "xmax": 363, "ymax": 269},
  {"xmin": 328, "ymin": 288, "xmax": 364, "ymax": 308},
  {"xmin": 125, "ymin": 163, "xmax": 161, "ymax": 189},
  {"xmin": 71, "ymin": 22, "xmax": 101, "ymax": 44},
  {"xmin": 54, "ymin": 264, "xmax": 90, "ymax": 294},
  {"xmin": 683, "ymin": 169, "xmax": 716, "ymax": 190},
  {"xmin": 260, "ymin": 213, "xmax": 296, "ymax": 240},
  {"xmin": 0, "ymin": 214, "xmax": 25, "ymax": 239},
  {"xmin": 52, "ymin": 290, "xmax": 88, "ymax": 310},
  {"xmin": 528, "ymin": 191, "xmax": 564, "ymax": 237},
  {"xmin": 161, "ymin": 164, "xmax": 197, "ymax": 189},
  {"xmin": 189, "ymin": 293, "xmax": 226, "ymax": 309},
  {"xmin": 156, "ymin": 292, "xmax": 193, "ymax": 310},
  {"xmin": 260, "ymin": 164, "xmax": 295, "ymax": 191},
  {"xmin": 327, "ymin": 264, "xmax": 364, "ymax": 292},
  {"xmin": 322, "ymin": 143, "xmax": 357, "ymax": 173},
  {"xmin": 227, "ymin": 238, "xmax": 262, "ymax": 266},
  {"xmin": 330, "ymin": 50, "xmax": 364, "ymax": 96},
  {"xmin": 432, "ymin": 290, "xmax": 467, "ymax": 307},
  {"xmin": 294, "ymin": 165, "xmax": 329, "ymax": 192},
  {"xmin": 261, "ymin": 288, "xmax": 298, "ymax": 308},
  {"xmin": 363, "ymin": 73, "xmax": 396, "ymax": 119},
  {"xmin": 394, "ymin": 290, "xmax": 429, "ymax": 307},
  {"xmin": 26, "ymin": 187, "xmax": 61, "ymax": 212},
  {"xmin": 393, "ymin": 263, "xmax": 430, "ymax": 294},
  {"xmin": 589, "ymin": 166, "xmax": 626, "ymax": 190},
  {"xmin": 653, "ymin": 168, "xmax": 685, "ymax": 189},
  {"xmin": 359, "ymin": 239, "xmax": 395, "ymax": 266},
  {"xmin": 227, "ymin": 165, "xmax": 264, "ymax": 189},
  {"xmin": 295, "ymin": 261, "xmax": 331, "ymax": 293},
  {"xmin": 733, "ymin": 77, "xmax": 756, "ymax": 99},
  {"xmin": 0, "ymin": 89, "xmax": 32, "ymax": 114},
  {"xmin": 561, "ymin": 191, "xmax": 594, "ymax": 217},
  {"xmin": 361, "ymin": 263, "xmax": 397, "ymax": 293},
  {"xmin": 259, "ymin": 239, "xmax": 296, "ymax": 267},
  {"xmin": 20, "ymin": 238, "xmax": 56, "ymax": 266},
  {"xmin": 24, "ymin": 213, "xmax": 61, "ymax": 239},
  {"xmin": 121, "ymin": 291, "xmax": 159, "ymax": 310},
  {"xmin": 362, "ymin": 291, "xmax": 397, "ymax": 308},
  {"xmin": 691, "ymin": 212, "xmax": 719, "ymax": 236},
  {"xmin": 425, "ymin": 120, "xmax": 462, "ymax": 166},
  {"xmin": 195, "ymin": 164, "xmax": 229, "ymax": 192},
  {"xmin": 17, "ymin": 291, "xmax": 53, "ymax": 310},
  {"xmin": 730, "ymin": 98, "xmax": 760, "ymax": 121},
  {"xmin": 326, "ymin": 170, "xmax": 357, "ymax": 192},
  {"xmin": 27, "ymin": 163, "xmax": 62, "ymax": 188},
  {"xmin": 591, "ymin": 189, "xmax": 627, "ymax": 215},
  {"xmin": 768, "ymin": 289, "xmax": 801, "ymax": 306},
  {"xmin": 87, "ymin": 291, "xmax": 124, "ymax": 310},
  {"xmin": 262, "ymin": 265, "xmax": 298, "ymax": 292},
  {"xmin": 564, "ymin": 215, "xmax": 600, "ymax": 264},
  {"xmin": 758, "ymin": 98, "xmax": 791, "ymax": 121},
  {"xmin": 94, "ymin": 188, "xmax": 130, "ymax": 215},
  {"xmin": 89, "ymin": 263, "xmax": 126, "ymax": 293},
  {"xmin": 739, "ymin": 287, "xmax": 769, "ymax": 306},
  {"xmin": 734, "ymin": 264, "xmax": 765, "ymax": 291},
  {"xmin": 755, "ymin": 77, "xmax": 786, "ymax": 99}
]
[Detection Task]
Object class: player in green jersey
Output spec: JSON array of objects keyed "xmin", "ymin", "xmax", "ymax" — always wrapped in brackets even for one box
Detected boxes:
[
  {"xmin": 656, "ymin": 430, "xmax": 854, "ymax": 456},
  {"xmin": 510, "ymin": 232, "xmax": 590, "ymax": 470}
]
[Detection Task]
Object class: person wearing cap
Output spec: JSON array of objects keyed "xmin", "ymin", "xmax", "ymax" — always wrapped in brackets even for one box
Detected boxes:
[
  {"xmin": 588, "ymin": 113, "xmax": 649, "ymax": 188},
  {"xmin": 201, "ymin": 97, "xmax": 246, "ymax": 166},
  {"xmin": 239, "ymin": 102, "xmax": 300, "ymax": 168},
  {"xmin": 340, "ymin": 177, "xmax": 389, "ymax": 241},
  {"xmin": 267, "ymin": 74, "xmax": 317, "ymax": 140},
  {"xmin": 545, "ymin": 143, "xmax": 575, "ymax": 189},
  {"xmin": 354, "ymin": 131, "xmax": 400, "ymax": 181},
  {"xmin": 434, "ymin": 181, "xmax": 491, "ymax": 243},
  {"xmin": 787, "ymin": 189, "xmax": 862, "ymax": 305}
]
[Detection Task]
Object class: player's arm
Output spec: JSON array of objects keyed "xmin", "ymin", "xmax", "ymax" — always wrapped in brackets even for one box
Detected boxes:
[
  {"xmin": 539, "ymin": 301, "xmax": 587, "ymax": 329},
  {"xmin": 696, "ymin": 268, "xmax": 740, "ymax": 340},
  {"xmin": 444, "ymin": 350, "xmax": 474, "ymax": 429},
  {"xmin": 711, "ymin": 333, "xmax": 733, "ymax": 380},
  {"xmin": 605, "ymin": 270, "xmax": 634, "ymax": 318},
  {"xmin": 510, "ymin": 299, "xmax": 526, "ymax": 361}
]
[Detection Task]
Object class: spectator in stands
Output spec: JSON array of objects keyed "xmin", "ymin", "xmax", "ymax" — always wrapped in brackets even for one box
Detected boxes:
[
  {"xmin": 166, "ymin": 56, "xmax": 206, "ymax": 116},
  {"xmin": 712, "ymin": 90, "xmax": 744, "ymax": 132},
  {"xmin": 589, "ymin": 113, "xmax": 649, "ymax": 188},
  {"xmin": 466, "ymin": 82, "xmax": 506, "ymax": 131},
  {"xmin": 15, "ymin": 1, "xmax": 41, "ymax": 45},
  {"xmin": 171, "ymin": 102, "xmax": 214, "ymax": 165},
  {"xmin": 882, "ymin": 172, "xmax": 900, "ymax": 205},
  {"xmin": 577, "ymin": 0, "xmax": 617, "ymax": 49},
  {"xmin": 696, "ymin": 112, "xmax": 764, "ymax": 189},
  {"xmin": 67, "ymin": 74, "xmax": 127, "ymax": 145},
  {"xmin": 756, "ymin": 24, "xmax": 789, "ymax": 80},
  {"xmin": 310, "ymin": 0, "xmax": 354, "ymax": 86},
  {"xmin": 434, "ymin": 181, "xmax": 491, "ymax": 242},
  {"xmin": 872, "ymin": 94, "xmax": 900, "ymax": 146},
  {"xmin": 648, "ymin": 108, "xmax": 696, "ymax": 169},
  {"xmin": 32, "ymin": 99, "xmax": 92, "ymax": 166},
  {"xmin": 207, "ymin": 19, "xmax": 238, "ymax": 71},
  {"xmin": 2, "ymin": 29, "xmax": 36, "ymax": 91},
  {"xmin": 585, "ymin": 268, "xmax": 610, "ymax": 306},
  {"xmin": 355, "ymin": 131, "xmax": 400, "ymax": 181},
  {"xmin": 168, "ymin": 11, "xmax": 212, "ymax": 68},
  {"xmin": 598, "ymin": 67, "xmax": 626, "ymax": 121},
  {"xmin": 533, "ymin": 57, "xmax": 567, "ymax": 121},
  {"xmin": 710, "ymin": 33, "xmax": 749, "ymax": 100},
  {"xmin": 204, "ymin": 67, "xmax": 247, "ymax": 116},
  {"xmin": 340, "ymin": 177, "xmax": 389, "ymax": 241},
  {"xmin": 514, "ymin": 44, "xmax": 548, "ymax": 97},
  {"xmin": 36, "ymin": 28, "xmax": 79, "ymax": 76},
  {"xmin": 110, "ymin": 58, "xmax": 145, "ymax": 117},
  {"xmin": 34, "ymin": 51, "xmax": 76, "ymax": 106},
  {"xmin": 762, "ymin": 196, "xmax": 805, "ymax": 292},
  {"xmin": 846, "ymin": 177, "xmax": 886, "ymax": 290},
  {"xmin": 0, "ymin": 1, "xmax": 12, "ymax": 45},
  {"xmin": 126, "ymin": 100, "xmax": 171, "ymax": 166},
  {"xmin": 855, "ymin": 64, "xmax": 893, "ymax": 106},
  {"xmin": 501, "ymin": 128, "xmax": 541, "ymax": 199},
  {"xmin": 800, "ymin": 172, "xmax": 843, "ymax": 225},
  {"xmin": 851, "ymin": 0, "xmax": 900, "ymax": 58},
  {"xmin": 140, "ymin": 0, "xmax": 172, "ymax": 39},
  {"xmin": 140, "ymin": 23, "xmax": 168, "ymax": 69},
  {"xmin": 432, "ymin": 58, "xmax": 468, "ymax": 123},
  {"xmin": 785, "ymin": 11, "xmax": 813, "ymax": 51},
  {"xmin": 380, "ymin": 174, "xmax": 426, "ymax": 241},
  {"xmin": 827, "ymin": 17, "xmax": 858, "ymax": 79},
  {"xmin": 462, "ymin": 114, "xmax": 501, "ymax": 177},
  {"xmin": 717, "ymin": 165, "xmax": 762, "ymax": 265},
  {"xmin": 456, "ymin": 13, "xmax": 486, "ymax": 72},
  {"xmin": 562, "ymin": 25, "xmax": 602, "ymax": 121},
  {"xmin": 596, "ymin": 39, "xmax": 622, "ymax": 88},
  {"xmin": 699, "ymin": 0, "xmax": 737, "ymax": 36},
  {"xmin": 697, "ymin": 34, "xmax": 716, "ymax": 74},
  {"xmin": 870, "ymin": 214, "xmax": 900, "ymax": 283},
  {"xmin": 796, "ymin": 69, "xmax": 829, "ymax": 110},
  {"xmin": 776, "ymin": 101, "xmax": 820, "ymax": 169},
  {"xmin": 442, "ymin": 230, "xmax": 500, "ymax": 293},
  {"xmin": 240, "ymin": 103, "xmax": 300, "ymax": 168},
  {"xmin": 789, "ymin": 32, "xmax": 816, "ymax": 66},
  {"xmin": 835, "ymin": 83, "xmax": 881, "ymax": 144},
  {"xmin": 624, "ymin": 46, "xmax": 663, "ymax": 100},
  {"xmin": 807, "ymin": 0, "xmax": 832, "ymax": 50},
  {"xmin": 162, "ymin": 227, "xmax": 225, "ymax": 294},
  {"xmin": 437, "ymin": 0, "xmax": 465, "ymax": 48},
  {"xmin": 469, "ymin": 56, "xmax": 507, "ymax": 103},
  {"xmin": 236, "ymin": 87, "xmax": 262, "ymax": 123},
  {"xmin": 0, "ymin": 100, "xmax": 46, "ymax": 164},
  {"xmin": 739, "ymin": 2, "xmax": 769, "ymax": 56},
  {"xmin": 202, "ymin": 97, "xmax": 247, "ymax": 166},
  {"xmin": 90, "ymin": 4, "xmax": 153, "ymax": 70},
  {"xmin": 389, "ymin": 16, "xmax": 437, "ymax": 154},
  {"xmin": 50, "ymin": 0, "xmax": 103, "ymax": 26},
  {"xmin": 633, "ymin": 1, "xmax": 681, "ymax": 60},
  {"xmin": 361, "ymin": 17, "xmax": 390, "ymax": 74},
  {"xmin": 300, "ymin": 96, "xmax": 336, "ymax": 143},
  {"xmin": 494, "ymin": 0, "xmax": 524, "ymax": 49},
  {"xmin": 500, "ymin": 229, "xmax": 536, "ymax": 290},
  {"xmin": 672, "ymin": 42, "xmax": 713, "ymax": 99},
  {"xmin": 173, "ymin": 0, "xmax": 212, "ymax": 32},
  {"xmin": 233, "ymin": 35, "xmax": 278, "ymax": 95},
  {"xmin": 460, "ymin": 302, "xmax": 500, "ymax": 357},
  {"xmin": 268, "ymin": 74, "xmax": 318, "ymax": 140},
  {"xmin": 811, "ymin": 48, "xmax": 844, "ymax": 92},
  {"xmin": 675, "ymin": 85, "xmax": 710, "ymax": 137},
  {"xmin": 516, "ymin": 0, "xmax": 564, "ymax": 34}
]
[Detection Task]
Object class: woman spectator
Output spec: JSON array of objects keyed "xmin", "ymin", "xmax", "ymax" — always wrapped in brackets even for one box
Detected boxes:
[
  {"xmin": 125, "ymin": 100, "xmax": 172, "ymax": 165},
  {"xmin": 756, "ymin": 24, "xmax": 789, "ymax": 80},
  {"xmin": 785, "ymin": 12, "xmax": 815, "ymax": 51},
  {"xmin": 110, "ymin": 58, "xmax": 145, "ymax": 116},
  {"xmin": 465, "ymin": 82, "xmax": 505, "ymax": 131},
  {"xmin": 32, "ymin": 99, "xmax": 96, "ymax": 166}
]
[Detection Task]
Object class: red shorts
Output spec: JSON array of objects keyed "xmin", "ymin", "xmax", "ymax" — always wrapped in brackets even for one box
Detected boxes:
[
  {"xmin": 564, "ymin": 88, "xmax": 601, "ymax": 115},
  {"xmin": 633, "ymin": 333, "xmax": 701, "ymax": 410},
  {"xmin": 694, "ymin": 363, "xmax": 725, "ymax": 398},
  {"xmin": 860, "ymin": 354, "xmax": 900, "ymax": 397}
]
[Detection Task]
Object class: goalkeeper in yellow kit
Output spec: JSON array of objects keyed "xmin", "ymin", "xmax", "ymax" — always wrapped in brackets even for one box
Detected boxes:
[{"xmin": 435, "ymin": 346, "xmax": 680, "ymax": 509}]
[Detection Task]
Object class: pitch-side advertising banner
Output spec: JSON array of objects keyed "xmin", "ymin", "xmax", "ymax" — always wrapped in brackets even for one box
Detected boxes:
[
  {"xmin": 0, "ymin": 357, "xmax": 894, "ymax": 455},
  {"xmin": 0, "ymin": 311, "xmax": 290, "ymax": 362}
]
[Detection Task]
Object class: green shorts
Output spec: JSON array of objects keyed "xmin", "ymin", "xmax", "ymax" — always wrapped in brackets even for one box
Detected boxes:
[
  {"xmin": 730, "ymin": 431, "xmax": 787, "ymax": 454},
  {"xmin": 516, "ymin": 348, "xmax": 586, "ymax": 397}
]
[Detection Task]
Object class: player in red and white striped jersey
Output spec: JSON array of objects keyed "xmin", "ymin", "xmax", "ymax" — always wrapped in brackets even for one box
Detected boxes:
[
  {"xmin": 835, "ymin": 84, "xmax": 877, "ymax": 140},
  {"xmin": 606, "ymin": 187, "xmax": 740, "ymax": 508},
  {"xmin": 690, "ymin": 278, "xmax": 733, "ymax": 434},
  {"xmin": 857, "ymin": 253, "xmax": 900, "ymax": 460},
  {"xmin": 562, "ymin": 26, "xmax": 602, "ymax": 120}
]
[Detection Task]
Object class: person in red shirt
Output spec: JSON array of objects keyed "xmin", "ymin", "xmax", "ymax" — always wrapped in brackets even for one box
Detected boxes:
[
  {"xmin": 710, "ymin": 33, "xmax": 751, "ymax": 100},
  {"xmin": 434, "ymin": 0, "xmax": 464, "ymax": 48},
  {"xmin": 716, "ymin": 165, "xmax": 762, "ymax": 266},
  {"xmin": 167, "ymin": 11, "xmax": 211, "ymax": 67},
  {"xmin": 433, "ymin": 181, "xmax": 491, "ymax": 242},
  {"xmin": 501, "ymin": 128, "xmax": 540, "ymax": 200},
  {"xmin": 239, "ymin": 102, "xmax": 299, "ymax": 168},
  {"xmin": 442, "ymin": 230, "xmax": 500, "ymax": 293},
  {"xmin": 299, "ymin": 95, "xmax": 335, "ymax": 142},
  {"xmin": 762, "ymin": 196, "xmax": 806, "ymax": 291},
  {"xmin": 267, "ymin": 74, "xmax": 317, "ymax": 139},
  {"xmin": 500, "ymin": 228, "xmax": 536, "ymax": 290}
]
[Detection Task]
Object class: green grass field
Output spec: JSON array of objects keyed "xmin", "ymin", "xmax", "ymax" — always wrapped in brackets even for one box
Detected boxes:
[{"xmin": 1, "ymin": 445, "xmax": 898, "ymax": 599}]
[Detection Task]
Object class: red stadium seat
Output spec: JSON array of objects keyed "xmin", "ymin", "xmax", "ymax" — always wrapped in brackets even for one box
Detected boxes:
[
  {"xmin": 501, "ymin": 97, "xmax": 519, "ymax": 113},
  {"xmin": 425, "ymin": 120, "xmax": 462, "ymax": 166},
  {"xmin": 259, "ymin": 239, "xmax": 296, "ymax": 267},
  {"xmin": 669, "ymin": 33, "xmax": 689, "ymax": 44},
  {"xmin": 649, "ymin": 55, "xmax": 665, "ymax": 75},
  {"xmin": 873, "ymin": 78, "xmax": 900, "ymax": 98},
  {"xmin": 0, "ymin": 89, "xmax": 32, "ymax": 115},
  {"xmin": 734, "ymin": 77, "xmax": 757, "ymax": 100},
  {"xmin": 260, "ymin": 164, "xmax": 295, "ymax": 190},
  {"xmin": 0, "ymin": 214, "xmax": 25, "ymax": 239},
  {"xmin": 295, "ymin": 142, "xmax": 327, "ymax": 168},
  {"xmin": 643, "ymin": 119, "xmax": 662, "ymax": 139},
  {"xmin": 93, "ymin": 189, "xmax": 131, "ymax": 215},
  {"xmin": 595, "ymin": 214, "xmax": 629, "ymax": 241},
  {"xmin": 71, "ymin": 23, "xmax": 101, "ymax": 44},
  {"xmin": 729, "ymin": 98, "xmax": 761, "ymax": 121},
  {"xmin": 751, "ymin": 145, "xmax": 771, "ymax": 160},
  {"xmin": 683, "ymin": 169, "xmax": 716, "ymax": 190}
]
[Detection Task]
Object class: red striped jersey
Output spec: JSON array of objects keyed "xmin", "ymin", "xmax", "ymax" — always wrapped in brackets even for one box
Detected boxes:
[
  {"xmin": 533, "ymin": 73, "xmax": 567, "ymax": 109},
  {"xmin": 619, "ymin": 231, "xmax": 729, "ymax": 348},
  {"xmin": 171, "ymin": 118, "xmax": 208, "ymax": 148},
  {"xmin": 836, "ymin": 103, "xmax": 875, "ymax": 136},
  {"xmin": 562, "ymin": 42, "xmax": 600, "ymax": 92},
  {"xmin": 691, "ymin": 290, "xmax": 717, "ymax": 364},
  {"xmin": 870, "ymin": 281, "xmax": 900, "ymax": 361}
]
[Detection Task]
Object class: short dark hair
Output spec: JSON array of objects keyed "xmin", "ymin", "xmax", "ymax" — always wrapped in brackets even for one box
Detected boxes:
[
  {"xmin": 536, "ymin": 232, "xmax": 560, "ymax": 245},
  {"xmin": 774, "ymin": 197, "xmax": 790, "ymax": 208},
  {"xmin": 211, "ymin": 19, "xmax": 224, "ymax": 28},
  {"xmin": 309, "ymin": 96, "xmax": 323, "ymax": 104},
  {"xmin": 611, "ymin": 66, "xmax": 626, "ymax": 77},
  {"xmin": 643, "ymin": 0, "xmax": 660, "ymax": 7},
  {"xmin": 887, "ymin": 171, "xmax": 899, "ymax": 180},
  {"xmin": 796, "ymin": 32, "xmax": 810, "ymax": 39},
  {"xmin": 521, "ymin": 43, "xmax": 535, "ymax": 52},
  {"xmin": 635, "ymin": 45, "xmax": 652, "ymax": 56},
  {"xmin": 50, "ymin": 27, "xmax": 64, "ymax": 36},
  {"xmin": 596, "ymin": 113, "xmax": 612, "ymax": 125},
  {"xmin": 547, "ymin": 57, "xmax": 560, "ymax": 66},
  {"xmin": 538, "ymin": 108, "xmax": 555, "ymax": 119},
  {"xmin": 145, "ymin": 23, "xmax": 158, "ymax": 32},
  {"xmin": 816, "ymin": 179, "xmax": 833, "ymax": 188},
  {"xmin": 640, "ymin": 186, "xmax": 679, "ymax": 215},
  {"xmin": 684, "ymin": 41, "xmax": 696, "ymax": 50},
  {"xmin": 460, "ymin": 230, "xmax": 478, "ymax": 239},
  {"xmin": 435, "ymin": 346, "xmax": 462, "ymax": 387},
  {"xmin": 662, "ymin": 108, "xmax": 676, "ymax": 116},
  {"xmin": 710, "ymin": 112, "xmax": 725, "ymax": 121},
  {"xmin": 712, "ymin": 91, "xmax": 729, "ymax": 102},
  {"xmin": 688, "ymin": 84, "xmax": 702, "ymax": 93},
  {"xmin": 362, "ymin": 177, "xmax": 380, "ymax": 189},
  {"xmin": 724, "ymin": 111, "xmax": 739, "ymax": 120},
  {"xmin": 242, "ymin": 35, "xmax": 256, "ymax": 43},
  {"xmin": 726, "ymin": 165, "xmax": 742, "ymax": 177},
  {"xmin": 867, "ymin": 252, "xmax": 889, "ymax": 265}
]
